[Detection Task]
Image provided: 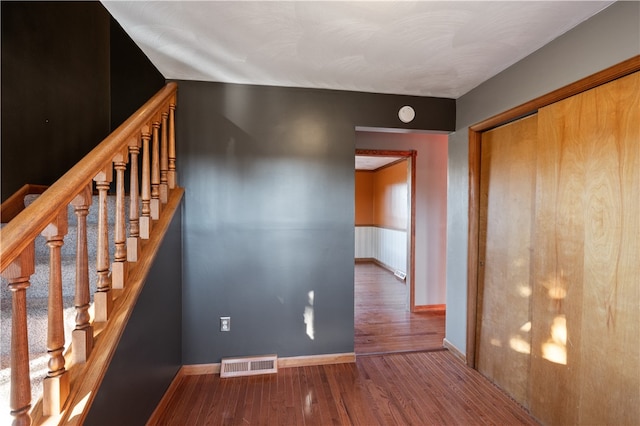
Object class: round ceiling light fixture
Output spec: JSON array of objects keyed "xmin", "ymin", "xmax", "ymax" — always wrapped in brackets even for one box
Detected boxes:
[{"xmin": 398, "ymin": 105, "xmax": 415, "ymax": 123}]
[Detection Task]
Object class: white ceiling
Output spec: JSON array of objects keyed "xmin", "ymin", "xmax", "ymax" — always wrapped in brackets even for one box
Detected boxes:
[
  {"xmin": 355, "ymin": 155, "xmax": 403, "ymax": 170},
  {"xmin": 102, "ymin": 1, "xmax": 614, "ymax": 98}
]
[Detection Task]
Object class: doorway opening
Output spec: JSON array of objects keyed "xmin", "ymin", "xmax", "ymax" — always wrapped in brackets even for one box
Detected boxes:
[
  {"xmin": 354, "ymin": 128, "xmax": 448, "ymax": 356},
  {"xmin": 354, "ymin": 148, "xmax": 445, "ymax": 355},
  {"xmin": 355, "ymin": 149, "xmax": 415, "ymax": 310}
]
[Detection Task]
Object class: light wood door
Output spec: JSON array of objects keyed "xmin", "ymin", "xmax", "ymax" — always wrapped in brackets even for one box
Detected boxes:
[
  {"xmin": 476, "ymin": 114, "xmax": 537, "ymax": 406},
  {"xmin": 477, "ymin": 72, "xmax": 639, "ymax": 425},
  {"xmin": 530, "ymin": 71, "xmax": 639, "ymax": 426}
]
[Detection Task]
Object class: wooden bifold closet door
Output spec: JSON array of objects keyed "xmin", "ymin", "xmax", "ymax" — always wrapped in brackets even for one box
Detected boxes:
[{"xmin": 476, "ymin": 71, "xmax": 639, "ymax": 425}]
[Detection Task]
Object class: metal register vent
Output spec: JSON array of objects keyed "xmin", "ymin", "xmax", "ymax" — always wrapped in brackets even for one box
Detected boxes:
[{"xmin": 220, "ymin": 354, "xmax": 278, "ymax": 378}]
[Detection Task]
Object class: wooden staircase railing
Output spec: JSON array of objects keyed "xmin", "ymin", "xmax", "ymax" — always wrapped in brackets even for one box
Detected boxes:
[{"xmin": 0, "ymin": 82, "xmax": 179, "ymax": 425}]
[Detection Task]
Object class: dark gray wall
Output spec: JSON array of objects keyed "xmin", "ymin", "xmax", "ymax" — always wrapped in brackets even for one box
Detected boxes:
[
  {"xmin": 86, "ymin": 202, "xmax": 183, "ymax": 426},
  {"xmin": 177, "ymin": 81, "xmax": 454, "ymax": 364},
  {"xmin": 0, "ymin": 1, "xmax": 166, "ymax": 202},
  {"xmin": 1, "ymin": 1, "xmax": 110, "ymax": 201}
]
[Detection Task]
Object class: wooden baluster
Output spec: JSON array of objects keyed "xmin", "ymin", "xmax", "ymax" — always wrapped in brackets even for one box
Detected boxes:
[
  {"xmin": 127, "ymin": 135, "xmax": 141, "ymax": 261},
  {"xmin": 1, "ymin": 243, "xmax": 35, "ymax": 426},
  {"xmin": 140, "ymin": 126, "xmax": 152, "ymax": 240},
  {"xmin": 70, "ymin": 185, "xmax": 93, "ymax": 363},
  {"xmin": 150, "ymin": 120, "xmax": 161, "ymax": 220},
  {"xmin": 160, "ymin": 110, "xmax": 169, "ymax": 204},
  {"xmin": 112, "ymin": 148, "xmax": 129, "ymax": 289},
  {"xmin": 93, "ymin": 166, "xmax": 113, "ymax": 322},
  {"xmin": 168, "ymin": 100, "xmax": 177, "ymax": 189},
  {"xmin": 41, "ymin": 210, "xmax": 70, "ymax": 416}
]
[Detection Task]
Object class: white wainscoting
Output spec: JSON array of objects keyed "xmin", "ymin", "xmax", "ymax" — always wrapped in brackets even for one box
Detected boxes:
[
  {"xmin": 354, "ymin": 226, "xmax": 374, "ymax": 259},
  {"xmin": 355, "ymin": 226, "xmax": 407, "ymax": 274}
]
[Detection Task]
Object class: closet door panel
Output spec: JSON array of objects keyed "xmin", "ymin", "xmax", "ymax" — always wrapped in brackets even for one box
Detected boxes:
[
  {"xmin": 476, "ymin": 114, "xmax": 537, "ymax": 406},
  {"xmin": 530, "ymin": 93, "xmax": 586, "ymax": 426},
  {"xmin": 531, "ymin": 72, "xmax": 639, "ymax": 425},
  {"xmin": 577, "ymin": 71, "xmax": 639, "ymax": 425}
]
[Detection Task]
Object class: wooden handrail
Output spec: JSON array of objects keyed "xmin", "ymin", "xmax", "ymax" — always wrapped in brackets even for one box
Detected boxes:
[
  {"xmin": 0, "ymin": 184, "xmax": 49, "ymax": 222},
  {"xmin": 1, "ymin": 81, "xmax": 179, "ymax": 424},
  {"xmin": 0, "ymin": 82, "xmax": 177, "ymax": 272}
]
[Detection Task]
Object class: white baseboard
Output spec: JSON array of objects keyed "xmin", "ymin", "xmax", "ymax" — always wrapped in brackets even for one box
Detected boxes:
[
  {"xmin": 181, "ymin": 352, "xmax": 356, "ymax": 376},
  {"xmin": 443, "ymin": 338, "xmax": 466, "ymax": 363},
  {"xmin": 278, "ymin": 352, "xmax": 355, "ymax": 368}
]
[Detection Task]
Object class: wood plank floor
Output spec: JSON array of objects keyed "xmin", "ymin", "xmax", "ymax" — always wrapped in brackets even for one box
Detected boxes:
[
  {"xmin": 149, "ymin": 351, "xmax": 538, "ymax": 425},
  {"xmin": 354, "ymin": 263, "xmax": 445, "ymax": 354},
  {"xmin": 149, "ymin": 263, "xmax": 538, "ymax": 425}
]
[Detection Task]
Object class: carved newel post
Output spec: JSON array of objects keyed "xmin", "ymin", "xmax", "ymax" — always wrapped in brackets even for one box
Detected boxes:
[
  {"xmin": 112, "ymin": 148, "xmax": 129, "ymax": 289},
  {"xmin": 168, "ymin": 101, "xmax": 177, "ymax": 189},
  {"xmin": 140, "ymin": 126, "xmax": 152, "ymax": 239},
  {"xmin": 160, "ymin": 110, "xmax": 169, "ymax": 204},
  {"xmin": 70, "ymin": 184, "xmax": 94, "ymax": 363},
  {"xmin": 41, "ymin": 209, "xmax": 70, "ymax": 416},
  {"xmin": 1, "ymin": 243, "xmax": 35, "ymax": 426},
  {"xmin": 127, "ymin": 135, "xmax": 142, "ymax": 262},
  {"xmin": 93, "ymin": 165, "xmax": 113, "ymax": 322},
  {"xmin": 150, "ymin": 120, "xmax": 162, "ymax": 220}
]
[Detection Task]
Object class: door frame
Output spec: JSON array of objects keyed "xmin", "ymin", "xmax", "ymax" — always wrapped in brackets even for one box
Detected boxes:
[
  {"xmin": 356, "ymin": 148, "xmax": 417, "ymax": 311},
  {"xmin": 466, "ymin": 56, "xmax": 640, "ymax": 368}
]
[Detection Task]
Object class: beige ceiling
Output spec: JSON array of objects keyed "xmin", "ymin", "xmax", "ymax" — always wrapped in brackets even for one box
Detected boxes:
[{"xmin": 102, "ymin": 1, "xmax": 614, "ymax": 98}]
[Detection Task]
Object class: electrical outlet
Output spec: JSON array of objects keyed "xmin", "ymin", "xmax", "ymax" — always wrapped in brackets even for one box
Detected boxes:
[{"xmin": 220, "ymin": 316, "xmax": 231, "ymax": 332}]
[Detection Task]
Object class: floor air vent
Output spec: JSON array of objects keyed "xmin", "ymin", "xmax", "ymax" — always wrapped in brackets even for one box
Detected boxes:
[
  {"xmin": 220, "ymin": 354, "xmax": 278, "ymax": 378},
  {"xmin": 394, "ymin": 270, "xmax": 407, "ymax": 281}
]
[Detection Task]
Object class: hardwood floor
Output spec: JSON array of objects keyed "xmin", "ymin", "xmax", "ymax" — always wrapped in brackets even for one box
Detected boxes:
[
  {"xmin": 149, "ymin": 351, "xmax": 538, "ymax": 425},
  {"xmin": 354, "ymin": 262, "xmax": 445, "ymax": 354},
  {"xmin": 149, "ymin": 263, "xmax": 538, "ymax": 425}
]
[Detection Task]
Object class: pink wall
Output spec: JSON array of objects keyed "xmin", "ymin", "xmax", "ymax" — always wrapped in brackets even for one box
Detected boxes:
[{"xmin": 356, "ymin": 130, "xmax": 448, "ymax": 306}]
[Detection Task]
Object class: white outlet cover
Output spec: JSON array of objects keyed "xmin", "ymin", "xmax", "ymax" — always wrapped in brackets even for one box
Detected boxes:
[{"xmin": 220, "ymin": 316, "xmax": 231, "ymax": 331}]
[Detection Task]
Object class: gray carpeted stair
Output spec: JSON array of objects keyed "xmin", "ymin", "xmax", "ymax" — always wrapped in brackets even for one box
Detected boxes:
[{"xmin": 0, "ymin": 194, "xmax": 123, "ymax": 412}]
